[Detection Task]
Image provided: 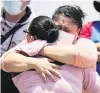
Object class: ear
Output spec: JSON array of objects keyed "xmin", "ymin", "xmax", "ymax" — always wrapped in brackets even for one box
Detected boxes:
[{"xmin": 26, "ymin": 33, "xmax": 34, "ymax": 43}]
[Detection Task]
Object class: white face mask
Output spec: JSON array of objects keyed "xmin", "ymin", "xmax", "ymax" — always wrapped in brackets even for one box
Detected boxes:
[
  {"xmin": 59, "ymin": 30, "xmax": 75, "ymax": 44},
  {"xmin": 3, "ymin": 1, "xmax": 24, "ymax": 15}
]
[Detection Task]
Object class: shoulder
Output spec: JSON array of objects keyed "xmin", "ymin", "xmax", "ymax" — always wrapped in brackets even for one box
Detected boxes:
[
  {"xmin": 76, "ymin": 38, "xmax": 95, "ymax": 46},
  {"xmin": 77, "ymin": 38, "xmax": 93, "ymax": 43}
]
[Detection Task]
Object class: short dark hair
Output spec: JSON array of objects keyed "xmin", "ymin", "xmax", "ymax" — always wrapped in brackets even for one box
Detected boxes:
[
  {"xmin": 52, "ymin": 5, "xmax": 85, "ymax": 29},
  {"xmin": 28, "ymin": 16, "xmax": 59, "ymax": 43}
]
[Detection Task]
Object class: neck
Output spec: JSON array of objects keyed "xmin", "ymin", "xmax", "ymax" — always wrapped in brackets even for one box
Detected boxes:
[{"xmin": 5, "ymin": 9, "xmax": 26, "ymax": 22}]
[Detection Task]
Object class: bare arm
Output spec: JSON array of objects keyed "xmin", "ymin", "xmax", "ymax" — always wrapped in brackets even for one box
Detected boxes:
[
  {"xmin": 40, "ymin": 38, "xmax": 97, "ymax": 68},
  {"xmin": 2, "ymin": 52, "xmax": 37, "ymax": 72},
  {"xmin": 40, "ymin": 45, "xmax": 76, "ymax": 65},
  {"xmin": 0, "ymin": 39, "xmax": 47, "ymax": 72},
  {"xmin": 1, "ymin": 52, "xmax": 61, "ymax": 82}
]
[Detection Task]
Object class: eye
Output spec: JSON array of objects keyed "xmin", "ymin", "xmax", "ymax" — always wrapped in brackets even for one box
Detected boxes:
[
  {"xmin": 57, "ymin": 25, "xmax": 62, "ymax": 30},
  {"xmin": 63, "ymin": 27, "xmax": 71, "ymax": 32}
]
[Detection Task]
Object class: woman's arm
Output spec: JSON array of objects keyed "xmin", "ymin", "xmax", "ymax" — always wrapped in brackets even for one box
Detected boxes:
[
  {"xmin": 40, "ymin": 38, "xmax": 97, "ymax": 68},
  {"xmin": 1, "ymin": 52, "xmax": 61, "ymax": 82},
  {"xmin": 1, "ymin": 52, "xmax": 37, "ymax": 72},
  {"xmin": 1, "ymin": 39, "xmax": 61, "ymax": 82},
  {"xmin": 40, "ymin": 45, "xmax": 76, "ymax": 65},
  {"xmin": 0, "ymin": 39, "xmax": 47, "ymax": 72}
]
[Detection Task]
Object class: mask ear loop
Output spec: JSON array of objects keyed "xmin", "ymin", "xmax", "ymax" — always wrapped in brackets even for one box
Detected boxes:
[{"xmin": 72, "ymin": 29, "xmax": 80, "ymax": 44}]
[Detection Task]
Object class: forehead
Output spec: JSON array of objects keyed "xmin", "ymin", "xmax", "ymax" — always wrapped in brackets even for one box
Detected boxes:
[
  {"xmin": 54, "ymin": 15, "xmax": 75, "ymax": 25},
  {"xmin": 54, "ymin": 15, "xmax": 79, "ymax": 34}
]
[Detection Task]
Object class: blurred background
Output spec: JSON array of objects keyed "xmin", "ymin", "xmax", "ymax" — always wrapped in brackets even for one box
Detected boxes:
[
  {"xmin": 28, "ymin": 0, "xmax": 100, "ymax": 23},
  {"xmin": 0, "ymin": 0, "xmax": 100, "ymax": 23}
]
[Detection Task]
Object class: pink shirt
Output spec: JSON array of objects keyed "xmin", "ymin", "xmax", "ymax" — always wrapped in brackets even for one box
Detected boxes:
[
  {"xmin": 17, "ymin": 38, "xmax": 97, "ymax": 69},
  {"xmin": 0, "ymin": 32, "xmax": 99, "ymax": 93},
  {"xmin": 1, "ymin": 32, "xmax": 97, "ymax": 71}
]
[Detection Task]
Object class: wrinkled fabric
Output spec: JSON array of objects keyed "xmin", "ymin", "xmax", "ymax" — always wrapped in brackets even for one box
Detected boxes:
[{"xmin": 12, "ymin": 65, "xmax": 83, "ymax": 93}]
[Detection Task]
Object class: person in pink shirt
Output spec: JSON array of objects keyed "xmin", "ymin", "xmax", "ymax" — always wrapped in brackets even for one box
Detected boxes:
[
  {"xmin": 52, "ymin": 5, "xmax": 100, "ymax": 93},
  {"xmin": 1, "ymin": 14, "xmax": 100, "ymax": 93},
  {"xmin": 1, "ymin": 5, "xmax": 100, "ymax": 93}
]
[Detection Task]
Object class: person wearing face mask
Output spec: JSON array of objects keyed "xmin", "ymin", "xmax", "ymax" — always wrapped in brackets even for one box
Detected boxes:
[
  {"xmin": 1, "ymin": 5, "xmax": 100, "ymax": 93},
  {"xmin": 1, "ymin": 0, "xmax": 36, "ymax": 55},
  {"xmin": 0, "ymin": 0, "xmax": 36, "ymax": 92},
  {"xmin": 80, "ymin": 1, "xmax": 100, "ymax": 92},
  {"xmin": 52, "ymin": 4, "xmax": 100, "ymax": 93}
]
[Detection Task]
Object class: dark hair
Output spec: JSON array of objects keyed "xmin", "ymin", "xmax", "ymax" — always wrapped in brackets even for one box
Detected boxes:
[
  {"xmin": 28, "ymin": 16, "xmax": 59, "ymax": 43},
  {"xmin": 52, "ymin": 5, "xmax": 86, "ymax": 29}
]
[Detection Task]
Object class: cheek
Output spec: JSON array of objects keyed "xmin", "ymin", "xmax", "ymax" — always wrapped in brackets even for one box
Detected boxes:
[
  {"xmin": 69, "ymin": 28, "xmax": 78, "ymax": 35},
  {"xmin": 69, "ymin": 30, "xmax": 77, "ymax": 35}
]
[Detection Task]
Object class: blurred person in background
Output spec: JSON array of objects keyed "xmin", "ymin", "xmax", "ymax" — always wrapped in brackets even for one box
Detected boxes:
[
  {"xmin": 80, "ymin": 0, "xmax": 100, "ymax": 76},
  {"xmin": 0, "ymin": 0, "xmax": 36, "ymax": 92}
]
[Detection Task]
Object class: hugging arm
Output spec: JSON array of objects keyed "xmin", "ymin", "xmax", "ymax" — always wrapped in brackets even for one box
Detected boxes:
[
  {"xmin": 1, "ymin": 40, "xmax": 61, "ymax": 82},
  {"xmin": 2, "ymin": 38, "xmax": 97, "ymax": 72},
  {"xmin": 0, "ymin": 40, "xmax": 46, "ymax": 72},
  {"xmin": 40, "ymin": 38, "xmax": 97, "ymax": 68}
]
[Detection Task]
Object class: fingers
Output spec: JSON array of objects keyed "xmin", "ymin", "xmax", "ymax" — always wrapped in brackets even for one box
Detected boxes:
[
  {"xmin": 45, "ymin": 70, "xmax": 56, "ymax": 82},
  {"xmin": 49, "ymin": 68, "xmax": 61, "ymax": 78},
  {"xmin": 41, "ymin": 72, "xmax": 46, "ymax": 83},
  {"xmin": 40, "ymin": 69, "xmax": 61, "ymax": 83}
]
